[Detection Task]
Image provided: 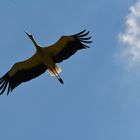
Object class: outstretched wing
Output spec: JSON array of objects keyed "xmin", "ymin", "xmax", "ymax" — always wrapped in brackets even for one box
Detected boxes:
[
  {"xmin": 46, "ymin": 30, "xmax": 92, "ymax": 63},
  {"xmin": 0, "ymin": 53, "xmax": 47, "ymax": 95}
]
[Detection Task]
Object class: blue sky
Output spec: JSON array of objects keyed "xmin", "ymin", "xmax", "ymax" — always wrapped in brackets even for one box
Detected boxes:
[{"xmin": 0, "ymin": 0, "xmax": 140, "ymax": 140}]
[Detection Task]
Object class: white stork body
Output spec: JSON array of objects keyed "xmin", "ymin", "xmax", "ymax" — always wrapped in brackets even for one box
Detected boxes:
[{"xmin": 0, "ymin": 30, "xmax": 92, "ymax": 95}]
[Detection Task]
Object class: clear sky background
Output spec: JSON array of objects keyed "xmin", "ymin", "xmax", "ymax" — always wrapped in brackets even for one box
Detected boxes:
[{"xmin": 0, "ymin": 0, "xmax": 140, "ymax": 140}]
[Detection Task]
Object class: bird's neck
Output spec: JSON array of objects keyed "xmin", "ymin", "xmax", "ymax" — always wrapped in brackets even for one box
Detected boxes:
[{"xmin": 30, "ymin": 36, "xmax": 41, "ymax": 51}]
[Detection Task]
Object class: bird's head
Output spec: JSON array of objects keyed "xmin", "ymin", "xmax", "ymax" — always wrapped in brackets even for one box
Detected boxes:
[
  {"xmin": 25, "ymin": 31, "xmax": 34, "ymax": 40},
  {"xmin": 25, "ymin": 31, "xmax": 39, "ymax": 48}
]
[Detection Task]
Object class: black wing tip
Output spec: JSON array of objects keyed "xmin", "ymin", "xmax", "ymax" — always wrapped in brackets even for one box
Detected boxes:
[
  {"xmin": 0, "ymin": 77, "xmax": 8, "ymax": 95},
  {"xmin": 0, "ymin": 74, "xmax": 11, "ymax": 95},
  {"xmin": 7, "ymin": 83, "xmax": 11, "ymax": 95},
  {"xmin": 74, "ymin": 29, "xmax": 87, "ymax": 36},
  {"xmin": 74, "ymin": 29, "xmax": 92, "ymax": 48},
  {"xmin": 74, "ymin": 30, "xmax": 92, "ymax": 39}
]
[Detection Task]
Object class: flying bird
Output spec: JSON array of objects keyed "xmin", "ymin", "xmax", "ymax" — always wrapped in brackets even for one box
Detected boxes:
[{"xmin": 0, "ymin": 30, "xmax": 92, "ymax": 95}]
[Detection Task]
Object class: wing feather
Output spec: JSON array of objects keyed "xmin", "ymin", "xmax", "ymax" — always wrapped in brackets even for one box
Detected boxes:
[
  {"xmin": 52, "ymin": 30, "xmax": 92, "ymax": 63},
  {"xmin": 76, "ymin": 31, "xmax": 90, "ymax": 37},
  {"xmin": 0, "ymin": 53, "xmax": 47, "ymax": 95}
]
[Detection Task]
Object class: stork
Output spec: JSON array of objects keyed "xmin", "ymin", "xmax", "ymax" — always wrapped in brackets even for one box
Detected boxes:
[{"xmin": 0, "ymin": 30, "xmax": 92, "ymax": 95}]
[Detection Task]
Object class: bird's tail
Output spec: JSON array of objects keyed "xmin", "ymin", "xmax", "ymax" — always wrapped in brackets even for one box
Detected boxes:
[{"xmin": 47, "ymin": 64, "xmax": 64, "ymax": 84}]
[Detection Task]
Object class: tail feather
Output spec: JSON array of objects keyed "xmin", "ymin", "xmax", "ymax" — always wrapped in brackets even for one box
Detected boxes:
[
  {"xmin": 47, "ymin": 64, "xmax": 64, "ymax": 84},
  {"xmin": 47, "ymin": 64, "xmax": 62, "ymax": 76}
]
